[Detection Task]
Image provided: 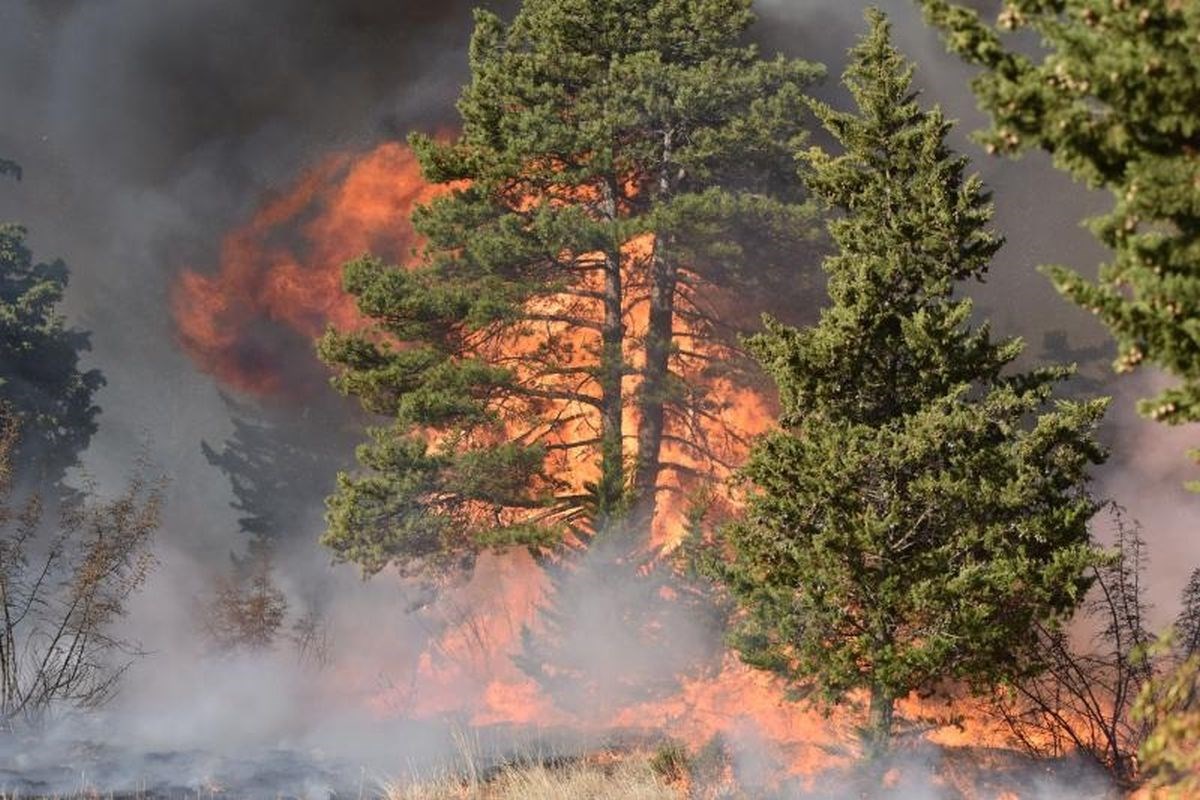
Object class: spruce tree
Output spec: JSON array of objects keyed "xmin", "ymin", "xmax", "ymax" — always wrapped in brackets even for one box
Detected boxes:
[
  {"xmin": 699, "ymin": 12, "xmax": 1109, "ymax": 754},
  {"xmin": 918, "ymin": 0, "xmax": 1200, "ymax": 481},
  {"xmin": 0, "ymin": 166, "xmax": 104, "ymax": 493},
  {"xmin": 319, "ymin": 0, "xmax": 822, "ymax": 577}
]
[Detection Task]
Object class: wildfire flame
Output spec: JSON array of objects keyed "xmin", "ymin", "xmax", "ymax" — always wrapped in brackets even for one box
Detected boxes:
[
  {"xmin": 172, "ymin": 143, "xmax": 443, "ymax": 394},
  {"xmin": 172, "ymin": 142, "xmax": 1039, "ymax": 791},
  {"xmin": 173, "ymin": 139, "xmax": 769, "ymax": 538}
]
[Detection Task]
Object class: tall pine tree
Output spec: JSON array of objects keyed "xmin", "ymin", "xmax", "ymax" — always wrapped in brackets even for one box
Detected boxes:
[
  {"xmin": 918, "ymin": 0, "xmax": 1200, "ymax": 482},
  {"xmin": 319, "ymin": 0, "xmax": 822, "ymax": 577},
  {"xmin": 698, "ymin": 12, "xmax": 1109, "ymax": 754}
]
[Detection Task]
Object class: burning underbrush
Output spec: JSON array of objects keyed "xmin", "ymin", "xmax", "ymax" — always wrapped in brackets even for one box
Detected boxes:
[
  {"xmin": 0, "ymin": 540, "xmax": 1133, "ymax": 799},
  {"xmin": 0, "ymin": 507, "xmax": 1136, "ymax": 798}
]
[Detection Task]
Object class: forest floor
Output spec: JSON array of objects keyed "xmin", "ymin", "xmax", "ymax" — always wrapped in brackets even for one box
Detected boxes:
[
  {"xmin": 383, "ymin": 741, "xmax": 1122, "ymax": 800},
  {"xmin": 0, "ymin": 733, "xmax": 1128, "ymax": 799}
]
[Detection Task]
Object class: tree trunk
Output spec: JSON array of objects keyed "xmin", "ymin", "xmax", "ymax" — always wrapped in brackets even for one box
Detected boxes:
[
  {"xmin": 632, "ymin": 128, "xmax": 676, "ymax": 538},
  {"xmin": 595, "ymin": 177, "xmax": 626, "ymax": 529},
  {"xmin": 1, "ymin": 575, "xmax": 12, "ymax": 725},
  {"xmin": 633, "ymin": 241, "xmax": 675, "ymax": 532},
  {"xmin": 866, "ymin": 681, "xmax": 895, "ymax": 758}
]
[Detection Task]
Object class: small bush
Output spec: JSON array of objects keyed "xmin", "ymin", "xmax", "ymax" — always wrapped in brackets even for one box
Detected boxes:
[
  {"xmin": 200, "ymin": 565, "xmax": 288, "ymax": 652},
  {"xmin": 649, "ymin": 740, "xmax": 691, "ymax": 783}
]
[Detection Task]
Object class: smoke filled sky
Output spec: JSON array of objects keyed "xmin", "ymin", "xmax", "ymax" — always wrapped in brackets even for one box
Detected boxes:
[{"xmin": 0, "ymin": 0, "xmax": 1197, "ymax": 616}]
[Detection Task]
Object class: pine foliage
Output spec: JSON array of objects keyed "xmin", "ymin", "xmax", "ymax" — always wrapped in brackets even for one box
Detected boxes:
[
  {"xmin": 320, "ymin": 0, "xmax": 822, "ymax": 576},
  {"xmin": 699, "ymin": 12, "xmax": 1109, "ymax": 751},
  {"xmin": 918, "ymin": 0, "xmax": 1200, "ymax": 479},
  {"xmin": 0, "ymin": 217, "xmax": 103, "ymax": 493}
]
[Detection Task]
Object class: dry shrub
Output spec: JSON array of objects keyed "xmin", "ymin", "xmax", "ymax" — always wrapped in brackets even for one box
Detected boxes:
[
  {"xmin": 198, "ymin": 553, "xmax": 334, "ymax": 666},
  {"xmin": 200, "ymin": 562, "xmax": 288, "ymax": 652},
  {"xmin": 488, "ymin": 759, "xmax": 678, "ymax": 800},
  {"xmin": 386, "ymin": 753, "xmax": 682, "ymax": 800},
  {"xmin": 0, "ymin": 411, "xmax": 163, "ymax": 729},
  {"xmin": 986, "ymin": 506, "xmax": 1200, "ymax": 790},
  {"xmin": 291, "ymin": 606, "xmax": 332, "ymax": 667},
  {"xmin": 649, "ymin": 739, "xmax": 691, "ymax": 783},
  {"xmin": 985, "ymin": 507, "xmax": 1153, "ymax": 786}
]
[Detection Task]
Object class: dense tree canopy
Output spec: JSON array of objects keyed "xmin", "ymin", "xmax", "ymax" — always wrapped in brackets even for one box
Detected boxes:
[
  {"xmin": 698, "ymin": 12, "xmax": 1109, "ymax": 753},
  {"xmin": 918, "ymin": 0, "xmax": 1200, "ymax": 479},
  {"xmin": 320, "ymin": 0, "xmax": 823, "ymax": 577},
  {"xmin": 0, "ymin": 167, "xmax": 104, "ymax": 493}
]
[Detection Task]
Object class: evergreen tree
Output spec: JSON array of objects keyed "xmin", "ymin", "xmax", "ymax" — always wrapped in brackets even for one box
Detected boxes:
[
  {"xmin": 918, "ymin": 0, "xmax": 1200, "ymax": 482},
  {"xmin": 698, "ymin": 12, "xmax": 1108, "ymax": 754},
  {"xmin": 1176, "ymin": 568, "xmax": 1200, "ymax": 659},
  {"xmin": 1134, "ymin": 647, "xmax": 1200, "ymax": 799},
  {"xmin": 203, "ymin": 394, "xmax": 354, "ymax": 566},
  {"xmin": 200, "ymin": 393, "xmax": 357, "ymax": 652},
  {"xmin": 320, "ymin": 0, "xmax": 822, "ymax": 576},
  {"xmin": 0, "ymin": 167, "xmax": 104, "ymax": 493}
]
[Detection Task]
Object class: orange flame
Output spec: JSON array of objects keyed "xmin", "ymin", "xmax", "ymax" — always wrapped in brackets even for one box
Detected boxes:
[
  {"xmin": 172, "ymin": 143, "xmax": 443, "ymax": 393},
  {"xmin": 168, "ymin": 140, "xmax": 831, "ymax": 747},
  {"xmin": 174, "ymin": 142, "xmax": 1040, "ymax": 788}
]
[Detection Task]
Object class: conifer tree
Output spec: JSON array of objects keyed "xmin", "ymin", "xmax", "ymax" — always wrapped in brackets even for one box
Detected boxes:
[
  {"xmin": 203, "ymin": 394, "xmax": 354, "ymax": 564},
  {"xmin": 319, "ymin": 0, "xmax": 822, "ymax": 576},
  {"xmin": 918, "ymin": 0, "xmax": 1200, "ymax": 481},
  {"xmin": 0, "ymin": 166, "xmax": 104, "ymax": 493},
  {"xmin": 699, "ymin": 12, "xmax": 1109, "ymax": 754},
  {"xmin": 1176, "ymin": 568, "xmax": 1200, "ymax": 659}
]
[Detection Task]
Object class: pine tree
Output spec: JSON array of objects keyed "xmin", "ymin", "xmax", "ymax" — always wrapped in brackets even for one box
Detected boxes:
[
  {"xmin": 1134, "ymin": 647, "xmax": 1200, "ymax": 798},
  {"xmin": 1176, "ymin": 568, "xmax": 1200, "ymax": 659},
  {"xmin": 698, "ymin": 12, "xmax": 1109, "ymax": 754},
  {"xmin": 203, "ymin": 394, "xmax": 354, "ymax": 564},
  {"xmin": 918, "ymin": 0, "xmax": 1200, "ymax": 482},
  {"xmin": 0, "ymin": 166, "xmax": 104, "ymax": 494},
  {"xmin": 319, "ymin": 0, "xmax": 822, "ymax": 577},
  {"xmin": 199, "ymin": 395, "xmax": 356, "ymax": 652}
]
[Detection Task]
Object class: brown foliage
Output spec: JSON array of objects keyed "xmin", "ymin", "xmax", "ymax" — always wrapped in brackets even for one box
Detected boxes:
[
  {"xmin": 200, "ymin": 564, "xmax": 288, "ymax": 652},
  {"xmin": 0, "ymin": 411, "xmax": 163, "ymax": 730}
]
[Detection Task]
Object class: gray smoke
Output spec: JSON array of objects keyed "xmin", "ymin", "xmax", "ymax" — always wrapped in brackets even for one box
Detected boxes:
[{"xmin": 0, "ymin": 0, "xmax": 529, "ymax": 791}]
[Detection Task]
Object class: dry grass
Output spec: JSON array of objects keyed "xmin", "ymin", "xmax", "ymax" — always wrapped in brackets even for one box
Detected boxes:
[{"xmin": 386, "ymin": 754, "xmax": 683, "ymax": 800}]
